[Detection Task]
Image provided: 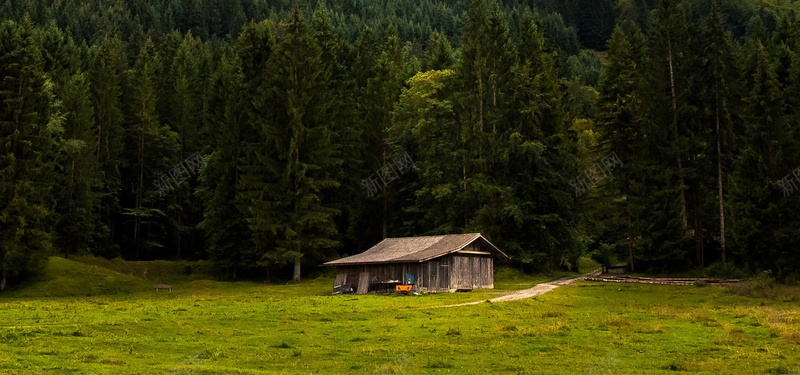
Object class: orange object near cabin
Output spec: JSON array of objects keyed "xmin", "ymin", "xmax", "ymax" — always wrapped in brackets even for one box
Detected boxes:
[{"xmin": 395, "ymin": 285, "xmax": 413, "ymax": 292}]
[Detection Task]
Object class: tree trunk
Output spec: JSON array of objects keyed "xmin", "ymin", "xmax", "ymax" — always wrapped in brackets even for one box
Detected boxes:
[
  {"xmin": 694, "ymin": 189, "xmax": 704, "ymax": 267},
  {"xmin": 477, "ymin": 74, "xmax": 484, "ymax": 133},
  {"xmin": 67, "ymin": 158, "xmax": 76, "ymax": 259},
  {"xmin": 178, "ymin": 129, "xmax": 186, "ymax": 259},
  {"xmin": 0, "ymin": 254, "xmax": 5, "ymax": 290},
  {"xmin": 627, "ymin": 202, "xmax": 635, "ymax": 273},
  {"xmin": 97, "ymin": 114, "xmax": 104, "ymax": 161},
  {"xmin": 677, "ymin": 159, "xmax": 688, "ymax": 233},
  {"xmin": 492, "ymin": 88, "xmax": 497, "ymax": 134},
  {"xmin": 667, "ymin": 38, "xmax": 689, "ymax": 235},
  {"xmin": 135, "ymin": 128, "xmax": 144, "ymax": 259},
  {"xmin": 382, "ymin": 149, "xmax": 387, "ymax": 239},
  {"xmin": 293, "ymin": 143, "xmax": 302, "ymax": 283},
  {"xmin": 176, "ymin": 213, "xmax": 182, "ymax": 259},
  {"xmin": 463, "ymin": 161, "xmax": 467, "ymax": 228},
  {"xmin": 715, "ymin": 95, "xmax": 726, "ymax": 263},
  {"xmin": 293, "ymin": 258, "xmax": 301, "ymax": 281},
  {"xmin": 382, "ymin": 196, "xmax": 387, "ymax": 239}
]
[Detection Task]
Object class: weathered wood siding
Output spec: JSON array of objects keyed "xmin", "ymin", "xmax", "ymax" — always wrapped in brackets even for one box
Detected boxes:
[
  {"xmin": 334, "ymin": 253, "xmax": 494, "ymax": 293},
  {"xmin": 340, "ymin": 264, "xmax": 405, "ymax": 288},
  {"xmin": 413, "ymin": 257, "xmax": 452, "ymax": 292},
  {"xmin": 448, "ymin": 254, "xmax": 493, "ymax": 290},
  {"xmin": 461, "ymin": 242, "xmax": 484, "ymax": 252}
]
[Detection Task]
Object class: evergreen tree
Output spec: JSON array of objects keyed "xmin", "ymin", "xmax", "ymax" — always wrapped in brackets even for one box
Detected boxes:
[
  {"xmin": 248, "ymin": 8, "xmax": 341, "ymax": 281},
  {"xmin": 650, "ymin": 0, "xmax": 692, "ymax": 233},
  {"xmin": 166, "ymin": 32, "xmax": 205, "ymax": 259},
  {"xmin": 596, "ymin": 25, "xmax": 647, "ymax": 271},
  {"xmin": 361, "ymin": 28, "xmax": 419, "ymax": 239},
  {"xmin": 388, "ymin": 69, "xmax": 461, "ymax": 235},
  {"xmin": 540, "ymin": 12, "xmax": 580, "ymax": 56},
  {"xmin": 577, "ymin": 0, "xmax": 616, "ymax": 50},
  {"xmin": 311, "ymin": 4, "xmax": 362, "ymax": 256},
  {"xmin": 123, "ymin": 38, "xmax": 178, "ymax": 259},
  {"xmin": 127, "ymin": 38, "xmax": 160, "ymax": 259},
  {"xmin": 505, "ymin": 11, "xmax": 578, "ymax": 269},
  {"xmin": 89, "ymin": 34, "xmax": 126, "ymax": 257},
  {"xmin": 54, "ymin": 72, "xmax": 99, "ymax": 258},
  {"xmin": 731, "ymin": 40, "xmax": 797, "ymax": 277},
  {"xmin": 0, "ymin": 19, "xmax": 61, "ymax": 289},
  {"xmin": 424, "ymin": 31, "xmax": 454, "ymax": 70},
  {"xmin": 198, "ymin": 54, "xmax": 257, "ymax": 279},
  {"xmin": 783, "ymin": 16, "xmax": 800, "ymax": 114},
  {"xmin": 456, "ymin": 0, "xmax": 517, "ymax": 244},
  {"xmin": 697, "ymin": 1, "xmax": 738, "ymax": 264},
  {"xmin": 233, "ymin": 19, "xmax": 276, "ymax": 277},
  {"xmin": 646, "ymin": 0, "xmax": 701, "ymax": 266},
  {"xmin": 347, "ymin": 27, "xmax": 385, "ymax": 249}
]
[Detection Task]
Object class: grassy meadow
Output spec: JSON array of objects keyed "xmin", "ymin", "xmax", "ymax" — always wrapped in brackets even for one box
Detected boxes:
[{"xmin": 1, "ymin": 258, "xmax": 799, "ymax": 374}]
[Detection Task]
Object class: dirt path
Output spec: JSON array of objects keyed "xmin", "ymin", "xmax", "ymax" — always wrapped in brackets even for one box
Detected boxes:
[{"xmin": 441, "ymin": 268, "xmax": 602, "ymax": 307}]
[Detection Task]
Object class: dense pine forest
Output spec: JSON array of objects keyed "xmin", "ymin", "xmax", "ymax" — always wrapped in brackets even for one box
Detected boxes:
[{"xmin": 2, "ymin": 0, "xmax": 800, "ymax": 288}]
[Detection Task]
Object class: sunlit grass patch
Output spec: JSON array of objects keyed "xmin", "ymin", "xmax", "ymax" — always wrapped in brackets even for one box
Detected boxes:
[
  {"xmin": 632, "ymin": 321, "xmax": 664, "ymax": 334},
  {"xmin": 603, "ymin": 315, "xmax": 632, "ymax": 328},
  {"xmin": 539, "ymin": 308, "xmax": 565, "ymax": 318},
  {"xmin": 713, "ymin": 327, "xmax": 747, "ymax": 346},
  {"xmin": 520, "ymin": 319, "xmax": 571, "ymax": 337}
]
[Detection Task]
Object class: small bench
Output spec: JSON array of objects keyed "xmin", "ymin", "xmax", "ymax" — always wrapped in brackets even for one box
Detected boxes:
[{"xmin": 153, "ymin": 284, "xmax": 172, "ymax": 292}]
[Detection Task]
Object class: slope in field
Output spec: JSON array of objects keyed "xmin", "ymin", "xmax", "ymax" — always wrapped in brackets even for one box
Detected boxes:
[{"xmin": 2, "ymin": 257, "xmax": 149, "ymax": 297}]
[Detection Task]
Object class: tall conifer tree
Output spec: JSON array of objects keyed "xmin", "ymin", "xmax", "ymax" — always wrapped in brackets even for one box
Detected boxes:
[
  {"xmin": 505, "ymin": 12, "xmax": 578, "ymax": 269},
  {"xmin": 248, "ymin": 8, "xmax": 340, "ymax": 281},
  {"xmin": 597, "ymin": 25, "xmax": 647, "ymax": 271},
  {"xmin": 55, "ymin": 73, "xmax": 99, "ymax": 258},
  {"xmin": 124, "ymin": 38, "xmax": 178, "ymax": 259},
  {"xmin": 698, "ymin": 1, "xmax": 738, "ymax": 264},
  {"xmin": 0, "ymin": 19, "xmax": 61, "ymax": 289},
  {"xmin": 89, "ymin": 35, "xmax": 126, "ymax": 257}
]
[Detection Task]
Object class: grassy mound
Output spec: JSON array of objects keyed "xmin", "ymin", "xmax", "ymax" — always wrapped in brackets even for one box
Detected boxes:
[
  {"xmin": 71, "ymin": 256, "xmax": 213, "ymax": 283},
  {"xmin": 3, "ymin": 257, "xmax": 150, "ymax": 297}
]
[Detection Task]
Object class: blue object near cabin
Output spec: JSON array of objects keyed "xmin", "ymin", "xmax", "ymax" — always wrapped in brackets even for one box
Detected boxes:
[{"xmin": 406, "ymin": 273, "xmax": 415, "ymax": 284}]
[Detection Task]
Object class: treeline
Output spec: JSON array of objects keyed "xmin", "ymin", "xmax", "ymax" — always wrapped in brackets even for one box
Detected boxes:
[
  {"xmin": 587, "ymin": 0, "xmax": 800, "ymax": 280},
  {"xmin": 1, "ymin": 0, "xmax": 799, "ymax": 288},
  {"xmin": 1, "ymin": 0, "xmax": 780, "ymax": 52},
  {"xmin": 0, "ymin": 0, "xmax": 585, "ymax": 286}
]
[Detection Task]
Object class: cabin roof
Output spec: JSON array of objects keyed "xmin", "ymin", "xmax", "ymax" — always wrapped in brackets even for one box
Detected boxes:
[{"xmin": 322, "ymin": 233, "xmax": 509, "ymax": 266}]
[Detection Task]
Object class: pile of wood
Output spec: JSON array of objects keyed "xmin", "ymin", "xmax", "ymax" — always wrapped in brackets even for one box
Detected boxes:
[
  {"xmin": 332, "ymin": 273, "xmax": 354, "ymax": 295},
  {"xmin": 584, "ymin": 275, "xmax": 743, "ymax": 285}
]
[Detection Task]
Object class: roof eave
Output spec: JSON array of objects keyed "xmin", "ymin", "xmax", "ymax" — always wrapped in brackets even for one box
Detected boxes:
[{"xmin": 321, "ymin": 259, "xmax": 427, "ymax": 267}]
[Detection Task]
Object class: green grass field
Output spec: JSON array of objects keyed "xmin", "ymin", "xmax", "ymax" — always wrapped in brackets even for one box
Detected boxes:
[{"xmin": 1, "ymin": 258, "xmax": 799, "ymax": 374}]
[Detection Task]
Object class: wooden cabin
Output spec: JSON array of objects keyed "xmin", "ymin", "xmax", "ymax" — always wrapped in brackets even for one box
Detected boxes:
[{"xmin": 322, "ymin": 233, "xmax": 509, "ymax": 294}]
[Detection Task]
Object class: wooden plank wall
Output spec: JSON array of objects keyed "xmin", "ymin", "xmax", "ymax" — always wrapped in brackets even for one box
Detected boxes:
[
  {"xmin": 449, "ymin": 255, "xmax": 466, "ymax": 289},
  {"xmin": 341, "ymin": 267, "xmax": 362, "ymax": 289},
  {"xmin": 439, "ymin": 257, "xmax": 450, "ymax": 290},
  {"xmin": 362, "ymin": 264, "xmax": 404, "ymax": 283},
  {"xmin": 415, "ymin": 261, "xmax": 433, "ymax": 291},
  {"xmin": 334, "ymin": 273, "xmax": 347, "ymax": 286},
  {"xmin": 448, "ymin": 254, "xmax": 493, "ymax": 290},
  {"xmin": 463, "ymin": 242, "xmax": 481, "ymax": 251},
  {"xmin": 338, "ymin": 264, "xmax": 405, "ymax": 293},
  {"xmin": 356, "ymin": 272, "xmax": 369, "ymax": 294},
  {"xmin": 415, "ymin": 257, "xmax": 453, "ymax": 292},
  {"xmin": 483, "ymin": 257, "xmax": 494, "ymax": 289},
  {"xmin": 334, "ymin": 253, "xmax": 495, "ymax": 293}
]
